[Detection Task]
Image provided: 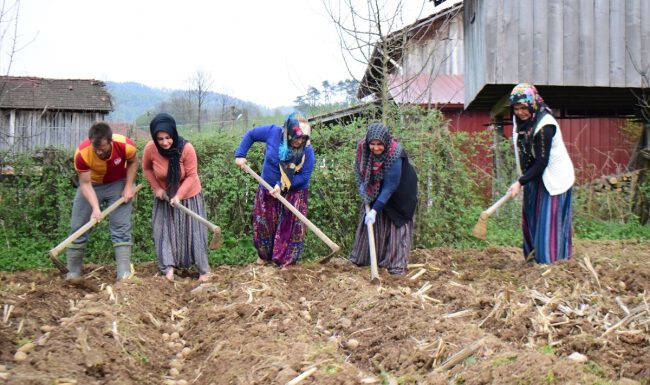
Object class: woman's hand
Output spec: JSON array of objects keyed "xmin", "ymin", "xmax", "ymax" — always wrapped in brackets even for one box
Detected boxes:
[
  {"xmin": 269, "ymin": 184, "xmax": 281, "ymax": 197},
  {"xmin": 235, "ymin": 157, "xmax": 247, "ymax": 169},
  {"xmin": 508, "ymin": 180, "xmax": 522, "ymax": 197},
  {"xmin": 364, "ymin": 209, "xmax": 377, "ymax": 225},
  {"xmin": 169, "ymin": 195, "xmax": 180, "ymax": 207},
  {"xmin": 154, "ymin": 189, "xmax": 166, "ymax": 200}
]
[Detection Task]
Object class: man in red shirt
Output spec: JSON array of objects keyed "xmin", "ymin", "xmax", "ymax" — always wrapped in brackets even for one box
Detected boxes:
[{"xmin": 66, "ymin": 122, "xmax": 138, "ymax": 281}]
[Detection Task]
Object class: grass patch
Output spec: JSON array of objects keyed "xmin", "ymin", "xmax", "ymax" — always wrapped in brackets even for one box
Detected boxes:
[
  {"xmin": 585, "ymin": 360, "xmax": 606, "ymax": 377},
  {"xmin": 491, "ymin": 355, "xmax": 518, "ymax": 367}
]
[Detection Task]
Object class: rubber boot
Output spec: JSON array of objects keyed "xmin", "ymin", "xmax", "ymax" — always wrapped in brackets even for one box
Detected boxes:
[
  {"xmin": 114, "ymin": 245, "xmax": 132, "ymax": 281},
  {"xmin": 65, "ymin": 245, "xmax": 85, "ymax": 280}
]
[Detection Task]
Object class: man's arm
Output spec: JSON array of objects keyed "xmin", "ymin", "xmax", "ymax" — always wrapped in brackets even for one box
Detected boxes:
[
  {"xmin": 122, "ymin": 154, "xmax": 139, "ymax": 202},
  {"xmin": 78, "ymin": 171, "xmax": 102, "ymax": 221}
]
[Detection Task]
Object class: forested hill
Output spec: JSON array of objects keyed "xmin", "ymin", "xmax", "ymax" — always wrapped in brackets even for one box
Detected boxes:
[
  {"xmin": 105, "ymin": 81, "xmax": 273, "ymax": 123},
  {"xmin": 105, "ymin": 82, "xmax": 170, "ymax": 122}
]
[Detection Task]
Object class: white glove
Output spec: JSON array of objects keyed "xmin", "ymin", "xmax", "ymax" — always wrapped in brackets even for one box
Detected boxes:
[{"xmin": 364, "ymin": 209, "xmax": 377, "ymax": 225}]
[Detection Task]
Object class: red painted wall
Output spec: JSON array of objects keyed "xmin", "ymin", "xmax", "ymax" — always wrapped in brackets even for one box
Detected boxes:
[
  {"xmin": 441, "ymin": 109, "xmax": 634, "ymax": 183},
  {"xmin": 556, "ymin": 117, "xmax": 632, "ymax": 181}
]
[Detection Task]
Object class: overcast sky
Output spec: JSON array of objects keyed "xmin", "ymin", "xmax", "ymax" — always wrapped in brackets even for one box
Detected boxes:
[{"xmin": 8, "ymin": 0, "xmax": 436, "ymax": 108}]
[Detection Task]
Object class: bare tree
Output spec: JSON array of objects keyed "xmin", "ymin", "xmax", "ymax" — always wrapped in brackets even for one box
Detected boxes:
[
  {"xmin": 186, "ymin": 69, "xmax": 213, "ymax": 132},
  {"xmin": 0, "ymin": 0, "xmax": 38, "ymax": 151},
  {"xmin": 0, "ymin": 0, "xmax": 21, "ymax": 77},
  {"xmin": 156, "ymin": 92, "xmax": 193, "ymax": 124},
  {"xmin": 321, "ymin": 0, "xmax": 462, "ymax": 121}
]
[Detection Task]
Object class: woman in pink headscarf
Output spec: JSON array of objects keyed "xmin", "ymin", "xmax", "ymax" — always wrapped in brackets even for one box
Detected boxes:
[{"xmin": 507, "ymin": 83, "xmax": 575, "ymax": 264}]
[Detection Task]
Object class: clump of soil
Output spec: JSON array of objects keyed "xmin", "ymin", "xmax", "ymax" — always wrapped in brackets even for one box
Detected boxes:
[{"xmin": 0, "ymin": 240, "xmax": 648, "ymax": 384}]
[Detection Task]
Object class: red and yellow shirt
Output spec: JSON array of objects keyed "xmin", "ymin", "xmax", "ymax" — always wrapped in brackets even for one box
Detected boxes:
[{"xmin": 74, "ymin": 134, "xmax": 137, "ymax": 184}]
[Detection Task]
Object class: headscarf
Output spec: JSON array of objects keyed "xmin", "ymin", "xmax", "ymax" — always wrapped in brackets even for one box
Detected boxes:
[
  {"xmin": 508, "ymin": 82, "xmax": 552, "ymax": 134},
  {"xmin": 509, "ymin": 83, "xmax": 553, "ymax": 172},
  {"xmin": 355, "ymin": 122, "xmax": 403, "ymax": 204},
  {"xmin": 149, "ymin": 113, "xmax": 187, "ymax": 198},
  {"xmin": 278, "ymin": 112, "xmax": 311, "ymax": 192}
]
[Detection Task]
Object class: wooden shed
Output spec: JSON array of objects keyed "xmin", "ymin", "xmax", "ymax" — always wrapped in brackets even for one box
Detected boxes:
[
  {"xmin": 464, "ymin": 0, "xmax": 650, "ymax": 114},
  {"xmin": 0, "ymin": 76, "xmax": 113, "ymax": 152}
]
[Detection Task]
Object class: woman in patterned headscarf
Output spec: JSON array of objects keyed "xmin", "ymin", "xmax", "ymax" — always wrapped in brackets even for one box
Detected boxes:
[
  {"xmin": 349, "ymin": 123, "xmax": 418, "ymax": 275},
  {"xmin": 507, "ymin": 83, "xmax": 575, "ymax": 264},
  {"xmin": 143, "ymin": 113, "xmax": 210, "ymax": 281},
  {"xmin": 234, "ymin": 112, "xmax": 315, "ymax": 267}
]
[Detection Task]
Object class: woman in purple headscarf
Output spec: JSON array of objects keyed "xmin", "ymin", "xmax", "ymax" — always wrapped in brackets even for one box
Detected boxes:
[
  {"xmin": 507, "ymin": 83, "xmax": 575, "ymax": 264},
  {"xmin": 143, "ymin": 113, "xmax": 210, "ymax": 281},
  {"xmin": 234, "ymin": 112, "xmax": 315, "ymax": 267},
  {"xmin": 349, "ymin": 123, "xmax": 418, "ymax": 275}
]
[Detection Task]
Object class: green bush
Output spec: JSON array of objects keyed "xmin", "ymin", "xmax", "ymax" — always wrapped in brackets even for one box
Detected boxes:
[{"xmin": 1, "ymin": 107, "xmax": 648, "ymax": 272}]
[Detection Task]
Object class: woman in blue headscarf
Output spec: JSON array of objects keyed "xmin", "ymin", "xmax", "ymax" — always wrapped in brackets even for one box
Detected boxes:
[
  {"xmin": 508, "ymin": 83, "xmax": 575, "ymax": 264},
  {"xmin": 234, "ymin": 112, "xmax": 315, "ymax": 267}
]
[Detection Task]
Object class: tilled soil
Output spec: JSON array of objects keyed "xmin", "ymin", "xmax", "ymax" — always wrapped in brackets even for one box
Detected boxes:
[{"xmin": 0, "ymin": 240, "xmax": 648, "ymax": 385}]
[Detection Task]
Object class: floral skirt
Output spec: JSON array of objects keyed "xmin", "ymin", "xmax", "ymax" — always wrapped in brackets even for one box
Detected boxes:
[{"xmin": 252, "ymin": 186, "xmax": 308, "ymax": 267}]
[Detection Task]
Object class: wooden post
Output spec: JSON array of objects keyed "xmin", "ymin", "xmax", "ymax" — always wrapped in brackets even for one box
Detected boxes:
[{"xmin": 631, "ymin": 123, "xmax": 650, "ymax": 224}]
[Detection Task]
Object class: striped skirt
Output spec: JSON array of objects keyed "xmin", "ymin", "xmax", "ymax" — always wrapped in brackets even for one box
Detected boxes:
[
  {"xmin": 252, "ymin": 186, "xmax": 308, "ymax": 267},
  {"xmin": 522, "ymin": 179, "xmax": 573, "ymax": 264},
  {"xmin": 152, "ymin": 193, "xmax": 210, "ymax": 275},
  {"xmin": 348, "ymin": 207, "xmax": 413, "ymax": 275}
]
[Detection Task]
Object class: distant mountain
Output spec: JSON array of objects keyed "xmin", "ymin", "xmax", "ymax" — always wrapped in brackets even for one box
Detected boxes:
[
  {"xmin": 105, "ymin": 81, "xmax": 275, "ymax": 123},
  {"xmin": 105, "ymin": 82, "xmax": 173, "ymax": 122}
]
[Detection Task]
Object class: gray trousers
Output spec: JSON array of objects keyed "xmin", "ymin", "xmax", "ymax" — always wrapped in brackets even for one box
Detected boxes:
[{"xmin": 69, "ymin": 179, "xmax": 133, "ymax": 246}]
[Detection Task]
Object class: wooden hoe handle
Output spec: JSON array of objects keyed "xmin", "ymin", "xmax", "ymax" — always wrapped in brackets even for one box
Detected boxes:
[
  {"xmin": 481, "ymin": 191, "xmax": 512, "ymax": 218},
  {"xmin": 365, "ymin": 204, "xmax": 380, "ymax": 283},
  {"xmin": 164, "ymin": 194, "xmax": 219, "ymax": 232},
  {"xmin": 49, "ymin": 184, "xmax": 144, "ymax": 258},
  {"xmin": 242, "ymin": 164, "xmax": 340, "ymax": 253}
]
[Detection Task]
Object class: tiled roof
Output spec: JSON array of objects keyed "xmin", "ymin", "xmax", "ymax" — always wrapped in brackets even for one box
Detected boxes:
[
  {"xmin": 388, "ymin": 74, "xmax": 464, "ymax": 106},
  {"xmin": 0, "ymin": 76, "xmax": 113, "ymax": 111}
]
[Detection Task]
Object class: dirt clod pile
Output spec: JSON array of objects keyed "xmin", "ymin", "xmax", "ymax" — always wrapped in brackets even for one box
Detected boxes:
[{"xmin": 1, "ymin": 240, "xmax": 648, "ymax": 384}]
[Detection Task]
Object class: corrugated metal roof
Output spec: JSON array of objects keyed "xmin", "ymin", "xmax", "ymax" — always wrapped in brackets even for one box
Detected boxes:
[
  {"xmin": 389, "ymin": 74, "xmax": 464, "ymax": 106},
  {"xmin": 308, "ymin": 101, "xmax": 382, "ymax": 127},
  {"xmin": 0, "ymin": 76, "xmax": 113, "ymax": 111}
]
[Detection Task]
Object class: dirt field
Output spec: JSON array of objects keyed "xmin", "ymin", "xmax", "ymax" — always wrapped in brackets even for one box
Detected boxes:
[{"xmin": 1, "ymin": 240, "xmax": 648, "ymax": 385}]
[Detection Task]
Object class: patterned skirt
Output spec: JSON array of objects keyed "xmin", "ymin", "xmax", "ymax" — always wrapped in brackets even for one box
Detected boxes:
[
  {"xmin": 522, "ymin": 179, "xmax": 573, "ymax": 264},
  {"xmin": 152, "ymin": 193, "xmax": 210, "ymax": 274},
  {"xmin": 252, "ymin": 186, "xmax": 308, "ymax": 267},
  {"xmin": 348, "ymin": 207, "xmax": 413, "ymax": 275}
]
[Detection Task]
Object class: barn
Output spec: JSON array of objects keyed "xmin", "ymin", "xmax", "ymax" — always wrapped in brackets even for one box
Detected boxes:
[
  {"xmin": 315, "ymin": 0, "xmax": 649, "ymax": 186},
  {"xmin": 0, "ymin": 76, "xmax": 113, "ymax": 152}
]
